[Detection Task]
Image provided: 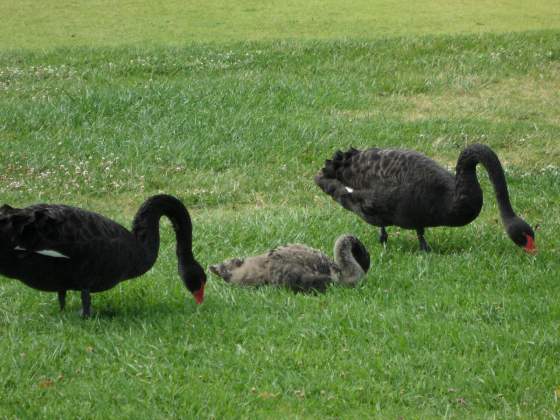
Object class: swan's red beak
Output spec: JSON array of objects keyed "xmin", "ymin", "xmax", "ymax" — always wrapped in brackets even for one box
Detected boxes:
[
  {"xmin": 523, "ymin": 234, "xmax": 537, "ymax": 254},
  {"xmin": 193, "ymin": 283, "xmax": 205, "ymax": 304}
]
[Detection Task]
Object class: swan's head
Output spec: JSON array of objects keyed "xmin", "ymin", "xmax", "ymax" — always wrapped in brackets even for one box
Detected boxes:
[
  {"xmin": 505, "ymin": 217, "xmax": 536, "ymax": 254},
  {"xmin": 181, "ymin": 262, "xmax": 207, "ymax": 304}
]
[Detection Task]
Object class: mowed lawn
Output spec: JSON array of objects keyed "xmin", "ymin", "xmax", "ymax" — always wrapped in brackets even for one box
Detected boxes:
[
  {"xmin": 1, "ymin": 2, "xmax": 560, "ymax": 418},
  {"xmin": 2, "ymin": 0, "xmax": 560, "ymax": 49}
]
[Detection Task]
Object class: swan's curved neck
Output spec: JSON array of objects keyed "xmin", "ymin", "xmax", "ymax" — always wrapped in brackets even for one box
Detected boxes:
[
  {"xmin": 455, "ymin": 144, "xmax": 516, "ymax": 221},
  {"xmin": 333, "ymin": 239, "xmax": 365, "ymax": 286},
  {"xmin": 131, "ymin": 195, "xmax": 194, "ymax": 273}
]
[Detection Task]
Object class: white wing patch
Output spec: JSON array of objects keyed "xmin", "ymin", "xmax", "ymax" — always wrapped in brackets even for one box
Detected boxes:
[
  {"xmin": 36, "ymin": 249, "xmax": 71, "ymax": 259},
  {"xmin": 345, "ymin": 186, "xmax": 354, "ymax": 193},
  {"xmin": 14, "ymin": 246, "xmax": 70, "ymax": 259}
]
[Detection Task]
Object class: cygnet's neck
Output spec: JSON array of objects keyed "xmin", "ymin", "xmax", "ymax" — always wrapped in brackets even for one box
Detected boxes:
[{"xmin": 333, "ymin": 236, "xmax": 366, "ymax": 286}]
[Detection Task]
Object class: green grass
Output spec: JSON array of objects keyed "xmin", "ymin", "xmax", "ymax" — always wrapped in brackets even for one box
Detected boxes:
[
  {"xmin": 1, "ymin": 26, "xmax": 560, "ymax": 419},
  {"xmin": 3, "ymin": 0, "xmax": 560, "ymax": 49}
]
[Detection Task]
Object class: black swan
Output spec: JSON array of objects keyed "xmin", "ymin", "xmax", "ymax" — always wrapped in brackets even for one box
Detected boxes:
[
  {"xmin": 209, "ymin": 234, "xmax": 370, "ymax": 293},
  {"xmin": 0, "ymin": 194, "xmax": 206, "ymax": 317},
  {"xmin": 314, "ymin": 144, "xmax": 536, "ymax": 253}
]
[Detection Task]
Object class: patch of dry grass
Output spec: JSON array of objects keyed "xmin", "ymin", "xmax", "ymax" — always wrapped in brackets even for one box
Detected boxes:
[
  {"xmin": 333, "ymin": 62, "xmax": 560, "ymax": 169},
  {"xmin": 403, "ymin": 66, "xmax": 560, "ymax": 124}
]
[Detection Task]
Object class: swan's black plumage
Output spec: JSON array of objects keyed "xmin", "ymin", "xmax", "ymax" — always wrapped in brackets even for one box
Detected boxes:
[
  {"xmin": 0, "ymin": 194, "xmax": 206, "ymax": 316},
  {"xmin": 315, "ymin": 144, "xmax": 536, "ymax": 252}
]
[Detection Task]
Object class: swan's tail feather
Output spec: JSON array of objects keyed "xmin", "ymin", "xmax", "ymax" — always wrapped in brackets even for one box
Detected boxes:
[
  {"xmin": 314, "ymin": 173, "xmax": 356, "ymax": 212},
  {"xmin": 319, "ymin": 148, "xmax": 360, "ymax": 180}
]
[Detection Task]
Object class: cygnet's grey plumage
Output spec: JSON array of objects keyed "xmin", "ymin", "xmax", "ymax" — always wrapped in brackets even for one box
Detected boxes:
[{"xmin": 209, "ymin": 234, "xmax": 370, "ymax": 293}]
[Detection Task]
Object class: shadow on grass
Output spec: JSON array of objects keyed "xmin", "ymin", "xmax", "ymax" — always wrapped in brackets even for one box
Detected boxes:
[
  {"xmin": 49, "ymin": 295, "xmax": 202, "ymax": 324},
  {"xmin": 371, "ymin": 239, "xmax": 476, "ymax": 255},
  {"xmin": 370, "ymin": 229, "xmax": 523, "ymax": 256}
]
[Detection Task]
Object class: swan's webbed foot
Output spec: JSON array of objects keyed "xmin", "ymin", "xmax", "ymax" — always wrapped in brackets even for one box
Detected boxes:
[
  {"xmin": 81, "ymin": 289, "xmax": 91, "ymax": 318},
  {"xmin": 379, "ymin": 227, "xmax": 388, "ymax": 244},
  {"xmin": 58, "ymin": 290, "xmax": 66, "ymax": 311},
  {"xmin": 417, "ymin": 228, "xmax": 431, "ymax": 252}
]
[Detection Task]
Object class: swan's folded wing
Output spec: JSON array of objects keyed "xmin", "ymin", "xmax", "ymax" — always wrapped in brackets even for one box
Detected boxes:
[
  {"xmin": 320, "ymin": 147, "xmax": 426, "ymax": 190},
  {"xmin": 315, "ymin": 174, "xmax": 398, "ymax": 222},
  {"xmin": 1, "ymin": 204, "xmax": 128, "ymax": 258}
]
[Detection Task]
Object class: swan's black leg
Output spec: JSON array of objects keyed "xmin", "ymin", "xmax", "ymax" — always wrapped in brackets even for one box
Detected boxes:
[
  {"xmin": 81, "ymin": 289, "xmax": 91, "ymax": 318},
  {"xmin": 416, "ymin": 228, "xmax": 431, "ymax": 252},
  {"xmin": 58, "ymin": 290, "xmax": 66, "ymax": 311},
  {"xmin": 379, "ymin": 226, "xmax": 388, "ymax": 244}
]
